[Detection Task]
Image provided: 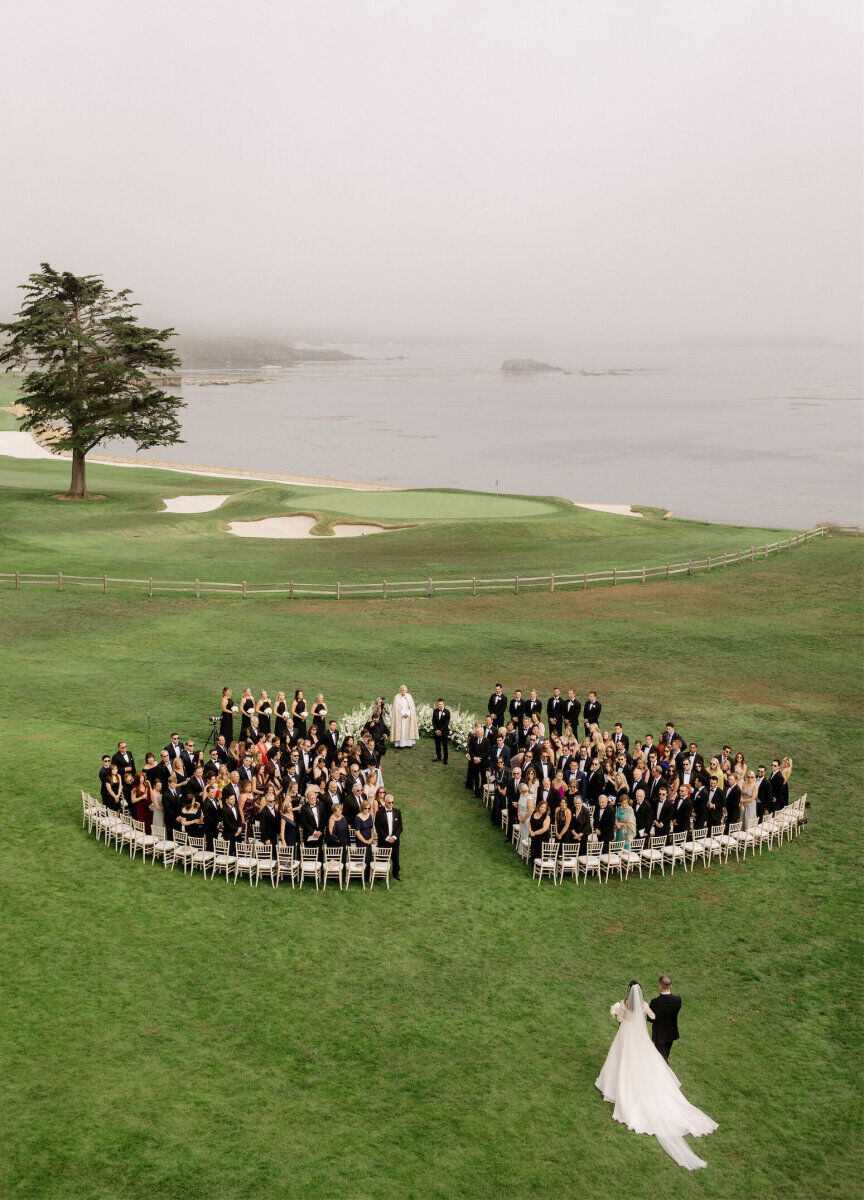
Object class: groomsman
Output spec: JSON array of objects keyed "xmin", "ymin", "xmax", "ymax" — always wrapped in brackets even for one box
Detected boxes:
[
  {"xmin": 612, "ymin": 722, "xmax": 629, "ymax": 752},
  {"xmin": 584, "ymin": 692, "xmax": 601, "ymax": 732},
  {"xmin": 432, "ymin": 699, "xmax": 451, "ymax": 763},
  {"xmin": 563, "ymin": 689, "xmax": 581, "ymax": 734},
  {"xmin": 509, "ymin": 689, "xmax": 525, "ymax": 725},
  {"xmin": 547, "ymin": 688, "xmax": 564, "ymax": 735},
  {"xmin": 323, "ymin": 720, "xmax": 340, "ymax": 764},
  {"xmin": 526, "ymin": 690, "xmax": 542, "ymax": 721},
  {"xmin": 374, "ymin": 793, "xmax": 403, "ymax": 880},
  {"xmin": 487, "ymin": 684, "xmax": 507, "ymax": 727}
]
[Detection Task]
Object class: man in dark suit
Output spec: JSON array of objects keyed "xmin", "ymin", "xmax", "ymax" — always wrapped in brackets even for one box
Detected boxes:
[
  {"xmin": 375, "ymin": 793, "xmax": 403, "ymax": 880},
  {"xmin": 724, "ymin": 776, "xmax": 742, "ymax": 830},
  {"xmin": 705, "ymin": 781, "xmax": 724, "ymax": 832},
  {"xmin": 692, "ymin": 780, "xmax": 710, "ymax": 830},
  {"xmin": 162, "ymin": 777, "xmax": 184, "ymax": 840},
  {"xmin": 536, "ymin": 776, "xmax": 556, "ymax": 814},
  {"xmin": 489, "ymin": 731, "xmax": 511, "ymax": 775},
  {"xmin": 646, "ymin": 765, "xmax": 665, "ymax": 806},
  {"xmin": 563, "ymin": 689, "xmax": 581, "ymax": 735},
  {"xmin": 237, "ymin": 754, "xmax": 255, "ymax": 784},
  {"xmin": 112, "ymin": 741, "xmax": 136, "ymax": 776},
  {"xmin": 756, "ymin": 765, "xmax": 772, "ymax": 820},
  {"xmin": 651, "ymin": 787, "xmax": 673, "ymax": 839},
  {"xmin": 647, "ymin": 975, "xmax": 681, "ymax": 1061},
  {"xmin": 508, "ymin": 690, "xmax": 525, "ymax": 725},
  {"xmin": 546, "ymin": 688, "xmax": 564, "ymax": 736},
  {"xmin": 431, "ymin": 699, "xmax": 450, "ymax": 762},
  {"xmin": 300, "ymin": 791, "xmax": 325, "ymax": 848},
  {"xmin": 488, "ymin": 684, "xmax": 507, "ymax": 727},
  {"xmin": 633, "ymin": 789, "xmax": 654, "ymax": 841},
  {"xmin": 770, "ymin": 759, "xmax": 788, "ymax": 813},
  {"xmin": 593, "ymin": 795, "xmax": 615, "ymax": 848},
  {"xmin": 163, "ymin": 733, "xmax": 183, "ymax": 763},
  {"xmin": 258, "ymin": 797, "xmax": 280, "ymax": 848},
  {"xmin": 185, "ymin": 765, "xmax": 206, "ymax": 803},
  {"xmin": 583, "ymin": 692, "xmax": 601, "ymax": 733},
  {"xmin": 612, "ymin": 722, "xmax": 629, "ymax": 752},
  {"xmin": 671, "ymin": 784, "xmax": 693, "ymax": 835},
  {"xmin": 465, "ymin": 724, "xmax": 488, "ymax": 798},
  {"xmin": 323, "ymin": 721, "xmax": 341, "ymax": 765},
  {"xmin": 202, "ymin": 788, "xmax": 223, "ymax": 849},
  {"xmin": 221, "ymin": 789, "xmax": 244, "ymax": 849},
  {"xmin": 586, "ymin": 763, "xmax": 606, "ymax": 803},
  {"xmin": 526, "ymin": 690, "xmax": 542, "ymax": 721}
]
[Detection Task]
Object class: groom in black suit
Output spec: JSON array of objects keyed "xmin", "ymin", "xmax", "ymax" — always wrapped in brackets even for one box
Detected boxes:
[{"xmin": 648, "ymin": 975, "xmax": 681, "ymax": 1061}]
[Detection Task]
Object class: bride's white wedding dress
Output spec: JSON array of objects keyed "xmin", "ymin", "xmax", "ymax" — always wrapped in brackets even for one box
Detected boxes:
[{"xmin": 596, "ymin": 984, "xmax": 718, "ymax": 1170}]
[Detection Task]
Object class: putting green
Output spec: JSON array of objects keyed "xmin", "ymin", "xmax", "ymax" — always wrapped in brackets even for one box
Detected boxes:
[{"xmin": 300, "ymin": 487, "xmax": 563, "ymax": 521}]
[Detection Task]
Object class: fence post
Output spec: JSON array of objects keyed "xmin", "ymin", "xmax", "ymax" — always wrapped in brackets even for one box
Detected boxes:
[
  {"xmin": 472, "ymin": 576, "xmax": 477, "ymax": 596},
  {"xmin": 58, "ymin": 571, "xmax": 62, "ymax": 591},
  {"xmin": 804, "ymin": 530, "xmax": 808, "ymax": 545},
  {"xmin": 290, "ymin": 580, "xmax": 294, "ymax": 600},
  {"xmin": 103, "ymin": 573, "xmax": 108, "ymax": 594},
  {"xmin": 641, "ymin": 565, "xmax": 646, "ymax": 583},
  {"xmin": 583, "ymin": 571, "xmax": 587, "ymax": 590},
  {"xmin": 723, "ymin": 552, "xmax": 727, "ymax": 568},
  {"xmin": 15, "ymin": 570, "xmax": 19, "ymax": 589},
  {"xmin": 194, "ymin": 578, "xmax": 200, "ymax": 599},
  {"xmin": 550, "ymin": 572, "xmax": 555, "ymax": 592},
  {"xmin": 337, "ymin": 581, "xmax": 341, "ymax": 600},
  {"xmin": 612, "ymin": 568, "xmax": 617, "ymax": 586},
  {"xmin": 750, "ymin": 546, "xmax": 754, "ymax": 560},
  {"xmin": 515, "ymin": 575, "xmax": 519, "ymax": 595},
  {"xmin": 149, "ymin": 577, "xmax": 153, "ymax": 598},
  {"xmin": 736, "ymin": 549, "xmax": 740, "ymax": 564},
  {"xmin": 688, "ymin": 560, "xmax": 692, "ymax": 575},
  {"xmin": 707, "ymin": 556, "xmax": 711, "ymax": 573},
  {"xmin": 242, "ymin": 580, "xmax": 247, "ymax": 598},
  {"xmin": 665, "ymin": 563, "xmax": 669, "ymax": 580},
  {"xmin": 382, "ymin": 580, "xmax": 387, "ymax": 599}
]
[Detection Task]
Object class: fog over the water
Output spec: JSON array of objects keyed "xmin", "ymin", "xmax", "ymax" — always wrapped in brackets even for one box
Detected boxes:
[{"xmin": 1, "ymin": 0, "xmax": 861, "ymax": 346}]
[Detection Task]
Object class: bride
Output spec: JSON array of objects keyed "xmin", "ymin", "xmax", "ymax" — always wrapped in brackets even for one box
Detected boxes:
[{"xmin": 596, "ymin": 981, "xmax": 717, "ymax": 1170}]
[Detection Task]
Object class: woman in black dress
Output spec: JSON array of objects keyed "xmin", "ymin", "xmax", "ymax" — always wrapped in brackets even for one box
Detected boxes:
[
  {"xmin": 278, "ymin": 797, "xmax": 299, "ymax": 849},
  {"xmin": 291, "ymin": 689, "xmax": 308, "ymax": 738},
  {"xmin": 554, "ymin": 795, "xmax": 573, "ymax": 845},
  {"xmin": 326, "ymin": 802, "xmax": 350, "ymax": 856},
  {"xmin": 239, "ymin": 687, "xmax": 255, "ymax": 739},
  {"xmin": 256, "ymin": 690, "xmax": 272, "ymax": 736},
  {"xmin": 101, "ymin": 765, "xmax": 123, "ymax": 811},
  {"xmin": 312, "ymin": 694, "xmax": 328, "ymax": 736},
  {"xmin": 353, "ymin": 799, "xmax": 375, "ymax": 875},
  {"xmin": 220, "ymin": 686, "xmax": 235, "ymax": 744},
  {"xmin": 274, "ymin": 691, "xmax": 288, "ymax": 742},
  {"xmin": 177, "ymin": 796, "xmax": 204, "ymax": 836},
  {"xmin": 528, "ymin": 799, "xmax": 551, "ymax": 865}
]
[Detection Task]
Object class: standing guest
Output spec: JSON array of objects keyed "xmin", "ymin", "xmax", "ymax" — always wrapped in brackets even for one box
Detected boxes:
[
  {"xmin": 632, "ymin": 788, "xmax": 654, "ymax": 841},
  {"xmin": 177, "ymin": 792, "xmax": 204, "ymax": 836},
  {"xmin": 584, "ymin": 691, "xmax": 601, "ymax": 734},
  {"xmin": 291, "ymin": 690, "xmax": 308, "ymax": 737},
  {"xmin": 672, "ymin": 784, "xmax": 693, "ymax": 835},
  {"xmin": 465, "ymin": 723, "xmax": 488, "ymax": 798},
  {"xmin": 221, "ymin": 787, "xmax": 244, "ymax": 850},
  {"xmin": 130, "ymin": 771, "xmax": 153, "ymax": 833},
  {"xmin": 488, "ymin": 684, "xmax": 508, "ymax": 727},
  {"xmin": 570, "ymin": 796, "xmax": 591, "ymax": 847},
  {"xmin": 691, "ymin": 776, "xmax": 710, "ymax": 830},
  {"xmin": 278, "ymin": 797, "xmax": 299, "ymax": 849},
  {"xmin": 651, "ymin": 787, "xmax": 673, "ymax": 841},
  {"xmin": 219, "ymin": 687, "xmax": 236, "ymax": 743},
  {"xmin": 553, "ymin": 795, "xmax": 573, "ymax": 845},
  {"xmin": 240, "ymin": 780, "xmax": 256, "ymax": 839},
  {"xmin": 528, "ymin": 798, "xmax": 551, "ymax": 864},
  {"xmin": 325, "ymin": 800, "xmax": 349, "ymax": 855},
  {"xmin": 755, "ymin": 765, "xmax": 772, "ymax": 820},
  {"xmin": 101, "ymin": 764, "xmax": 123, "ymax": 811},
  {"xmin": 741, "ymin": 771, "xmax": 759, "ymax": 830},
  {"xmin": 300, "ymin": 787, "xmax": 325, "ymax": 848},
  {"xmin": 375, "ymin": 792, "xmax": 403, "ymax": 880},
  {"xmin": 202, "ymin": 782, "xmax": 223, "ymax": 849},
  {"xmin": 517, "ymin": 783, "xmax": 534, "ymax": 855},
  {"xmin": 614, "ymin": 795, "xmax": 636, "ymax": 849},
  {"xmin": 162, "ymin": 774, "xmax": 183, "ymax": 839},
  {"xmin": 343, "ymin": 780, "xmax": 362, "ymax": 830},
  {"xmin": 392, "ymin": 685, "xmax": 419, "ymax": 748},
  {"xmin": 593, "ymin": 794, "xmax": 616, "ymax": 849},
  {"xmin": 353, "ymin": 799, "xmax": 375, "ymax": 876},
  {"xmin": 705, "ymin": 777, "xmax": 724, "ymax": 832},
  {"xmin": 708, "ymin": 757, "xmax": 725, "ymax": 790},
  {"xmin": 150, "ymin": 781, "xmax": 166, "ymax": 839},
  {"xmin": 112, "ymin": 740, "xmax": 136, "ymax": 776},
  {"xmin": 258, "ymin": 791, "xmax": 280, "ymax": 848},
  {"xmin": 724, "ymin": 774, "xmax": 742, "ymax": 830},
  {"xmin": 432, "ymin": 699, "xmax": 451, "ymax": 763}
]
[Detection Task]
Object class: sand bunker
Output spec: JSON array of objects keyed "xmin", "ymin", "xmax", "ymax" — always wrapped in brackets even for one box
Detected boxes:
[
  {"xmin": 227, "ymin": 515, "xmax": 396, "ymax": 539},
  {"xmin": 573, "ymin": 503, "xmax": 642, "ymax": 518},
  {"xmin": 162, "ymin": 494, "xmax": 230, "ymax": 513},
  {"xmin": 0, "ymin": 431, "xmax": 57, "ymax": 459}
]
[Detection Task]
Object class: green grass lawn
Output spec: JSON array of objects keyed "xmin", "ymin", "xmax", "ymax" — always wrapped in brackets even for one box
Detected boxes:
[
  {"xmin": 0, "ymin": 453, "xmax": 814, "ymax": 588},
  {"xmin": 1, "ymin": 509, "xmax": 862, "ymax": 1199}
]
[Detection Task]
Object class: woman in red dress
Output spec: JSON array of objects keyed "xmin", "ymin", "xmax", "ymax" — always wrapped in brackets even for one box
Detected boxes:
[{"xmin": 130, "ymin": 771, "xmax": 153, "ymax": 833}]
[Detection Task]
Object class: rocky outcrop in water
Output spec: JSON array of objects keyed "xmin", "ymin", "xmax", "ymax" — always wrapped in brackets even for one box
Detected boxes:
[{"xmin": 501, "ymin": 358, "xmax": 571, "ymax": 375}]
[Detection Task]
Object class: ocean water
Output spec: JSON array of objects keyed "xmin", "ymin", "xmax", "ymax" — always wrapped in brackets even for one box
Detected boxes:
[{"xmin": 110, "ymin": 342, "xmax": 863, "ymax": 528}]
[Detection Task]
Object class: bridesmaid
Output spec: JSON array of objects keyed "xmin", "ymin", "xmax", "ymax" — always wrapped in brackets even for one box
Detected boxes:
[
  {"xmin": 528, "ymin": 799, "xmax": 551, "ymax": 865},
  {"xmin": 291, "ymin": 689, "xmax": 308, "ymax": 738},
  {"xmin": 256, "ymin": 690, "xmax": 272, "ymax": 736},
  {"xmin": 219, "ymin": 686, "xmax": 235, "ymax": 744},
  {"xmin": 274, "ymin": 691, "xmax": 289, "ymax": 742},
  {"xmin": 353, "ymin": 799, "xmax": 375, "ymax": 876},
  {"xmin": 239, "ymin": 687, "xmax": 255, "ymax": 739},
  {"xmin": 312, "ymin": 693, "xmax": 328, "ymax": 736}
]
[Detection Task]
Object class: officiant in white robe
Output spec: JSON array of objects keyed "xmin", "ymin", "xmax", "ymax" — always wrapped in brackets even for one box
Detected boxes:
[{"xmin": 392, "ymin": 686, "xmax": 419, "ymax": 748}]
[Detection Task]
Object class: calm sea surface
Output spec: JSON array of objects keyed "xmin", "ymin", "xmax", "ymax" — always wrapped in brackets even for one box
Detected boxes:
[{"xmin": 110, "ymin": 342, "xmax": 863, "ymax": 528}]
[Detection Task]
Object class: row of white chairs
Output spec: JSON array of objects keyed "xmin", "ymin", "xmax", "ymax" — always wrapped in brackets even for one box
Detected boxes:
[
  {"xmin": 81, "ymin": 796, "xmax": 393, "ymax": 890},
  {"xmin": 513, "ymin": 798, "xmax": 807, "ymax": 885}
]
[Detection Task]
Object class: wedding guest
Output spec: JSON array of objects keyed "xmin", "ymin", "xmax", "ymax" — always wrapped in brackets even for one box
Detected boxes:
[
  {"xmin": 150, "ymin": 781, "xmax": 166, "ymax": 838},
  {"xmin": 374, "ymin": 793, "xmax": 403, "ymax": 880},
  {"xmin": 130, "ymin": 771, "xmax": 153, "ymax": 832},
  {"xmin": 570, "ymin": 796, "xmax": 591, "ymax": 846},
  {"xmin": 517, "ymin": 783, "xmax": 534, "ymax": 855},
  {"xmin": 354, "ymin": 798, "xmax": 375, "ymax": 875},
  {"xmin": 528, "ymin": 798, "xmax": 551, "ymax": 864},
  {"xmin": 326, "ymin": 801, "xmax": 349, "ymax": 852},
  {"xmin": 177, "ymin": 793, "xmax": 204, "ymax": 836},
  {"xmin": 101, "ymin": 764, "xmax": 123, "ymax": 811},
  {"xmin": 615, "ymin": 795, "xmax": 636, "ymax": 848},
  {"xmin": 112, "ymin": 740, "xmax": 135, "ymax": 775},
  {"xmin": 554, "ymin": 795, "xmax": 573, "ymax": 845},
  {"xmin": 278, "ymin": 797, "xmax": 299, "ymax": 849},
  {"xmin": 593, "ymin": 794, "xmax": 616, "ymax": 848},
  {"xmin": 741, "ymin": 771, "xmax": 759, "ymax": 830}
]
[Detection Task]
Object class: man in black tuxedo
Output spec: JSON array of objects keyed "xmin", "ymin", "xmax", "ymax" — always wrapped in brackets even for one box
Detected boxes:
[
  {"xmin": 238, "ymin": 754, "xmax": 255, "ymax": 784},
  {"xmin": 323, "ymin": 720, "xmax": 340, "ymax": 765},
  {"xmin": 633, "ymin": 788, "xmax": 654, "ymax": 841},
  {"xmin": 646, "ymin": 766, "xmax": 665, "ymax": 806},
  {"xmin": 671, "ymin": 784, "xmax": 693, "ymax": 835},
  {"xmin": 705, "ymin": 782, "xmax": 724, "ymax": 832},
  {"xmin": 163, "ymin": 733, "xmax": 183, "ymax": 763},
  {"xmin": 563, "ymin": 689, "xmax": 581, "ymax": 735},
  {"xmin": 258, "ymin": 797, "xmax": 280, "ymax": 848},
  {"xmin": 465, "ymin": 724, "xmax": 488, "ymax": 799},
  {"xmin": 508, "ymin": 690, "xmax": 525, "ymax": 725},
  {"xmin": 162, "ymin": 776, "xmax": 184, "ymax": 839},
  {"xmin": 769, "ymin": 759, "xmax": 788, "ymax": 813},
  {"xmin": 593, "ymin": 794, "xmax": 615, "ymax": 848},
  {"xmin": 583, "ymin": 692, "xmax": 601, "ymax": 733},
  {"xmin": 112, "ymin": 741, "xmax": 136, "ymax": 776},
  {"xmin": 343, "ymin": 783, "xmax": 361, "ymax": 830},
  {"xmin": 724, "ymin": 776, "xmax": 742, "ymax": 830},
  {"xmin": 536, "ymin": 775, "xmax": 556, "ymax": 814},
  {"xmin": 202, "ymin": 789, "xmax": 223, "ymax": 849},
  {"xmin": 692, "ymin": 779, "xmax": 710, "ymax": 830},
  {"xmin": 489, "ymin": 731, "xmax": 511, "ymax": 777},
  {"xmin": 546, "ymin": 688, "xmax": 564, "ymax": 736},
  {"xmin": 153, "ymin": 749, "xmax": 173, "ymax": 788},
  {"xmin": 185, "ymin": 765, "xmax": 206, "ymax": 803},
  {"xmin": 488, "ymin": 684, "xmax": 507, "ymax": 727},
  {"xmin": 756, "ymin": 765, "xmax": 772, "ymax": 820},
  {"xmin": 586, "ymin": 762, "xmax": 606, "ymax": 803},
  {"xmin": 204, "ymin": 749, "xmax": 222, "ymax": 781},
  {"xmin": 647, "ymin": 975, "xmax": 681, "ymax": 1061},
  {"xmin": 651, "ymin": 787, "xmax": 673, "ymax": 839},
  {"xmin": 526, "ymin": 690, "xmax": 542, "ymax": 721},
  {"xmin": 300, "ymin": 791, "xmax": 325, "ymax": 849},
  {"xmin": 221, "ymin": 789, "xmax": 244, "ymax": 849},
  {"xmin": 375, "ymin": 793, "xmax": 403, "ymax": 880},
  {"xmin": 432, "ymin": 699, "xmax": 450, "ymax": 763},
  {"xmin": 612, "ymin": 722, "xmax": 629, "ymax": 752}
]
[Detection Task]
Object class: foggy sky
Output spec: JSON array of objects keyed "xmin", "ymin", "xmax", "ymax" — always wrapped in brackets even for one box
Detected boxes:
[{"xmin": 1, "ymin": 0, "xmax": 861, "ymax": 345}]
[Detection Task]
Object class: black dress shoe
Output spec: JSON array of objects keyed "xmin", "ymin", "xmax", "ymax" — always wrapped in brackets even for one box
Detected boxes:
[{"xmin": 393, "ymin": 874, "xmax": 402, "ymax": 881}]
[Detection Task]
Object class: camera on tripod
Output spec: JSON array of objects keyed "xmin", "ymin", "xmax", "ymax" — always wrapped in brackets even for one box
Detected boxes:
[{"xmin": 207, "ymin": 715, "xmax": 219, "ymax": 725}]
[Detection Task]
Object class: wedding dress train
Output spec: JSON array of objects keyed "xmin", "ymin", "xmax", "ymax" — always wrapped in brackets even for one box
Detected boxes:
[{"xmin": 595, "ymin": 984, "xmax": 717, "ymax": 1170}]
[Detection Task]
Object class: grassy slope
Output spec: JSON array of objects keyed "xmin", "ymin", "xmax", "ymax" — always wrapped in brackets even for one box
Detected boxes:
[
  {"xmin": 0, "ymin": 454, "xmax": 809, "ymax": 587},
  {"xmin": 1, "ymin": 531, "xmax": 862, "ymax": 1200}
]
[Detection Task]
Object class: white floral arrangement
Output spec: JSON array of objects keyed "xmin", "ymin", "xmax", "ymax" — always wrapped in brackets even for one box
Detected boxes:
[
  {"xmin": 338, "ymin": 704, "xmax": 376, "ymax": 743},
  {"xmin": 610, "ymin": 1001, "xmax": 626, "ymax": 1022},
  {"xmin": 417, "ymin": 703, "xmax": 481, "ymax": 751}
]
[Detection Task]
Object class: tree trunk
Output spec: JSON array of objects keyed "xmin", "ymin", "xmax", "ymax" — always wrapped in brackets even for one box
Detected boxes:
[{"xmin": 66, "ymin": 447, "xmax": 89, "ymax": 498}]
